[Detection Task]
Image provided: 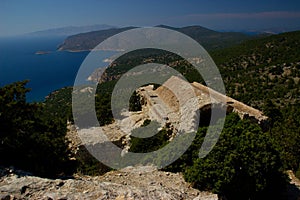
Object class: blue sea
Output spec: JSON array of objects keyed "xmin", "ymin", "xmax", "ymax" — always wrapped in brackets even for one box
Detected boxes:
[{"xmin": 0, "ymin": 36, "xmax": 92, "ymax": 102}]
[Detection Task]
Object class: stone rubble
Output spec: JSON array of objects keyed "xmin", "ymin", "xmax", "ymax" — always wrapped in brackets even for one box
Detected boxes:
[{"xmin": 0, "ymin": 166, "xmax": 218, "ymax": 200}]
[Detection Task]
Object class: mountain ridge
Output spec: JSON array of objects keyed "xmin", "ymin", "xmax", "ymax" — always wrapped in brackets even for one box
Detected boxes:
[
  {"xmin": 58, "ymin": 25, "xmax": 255, "ymax": 51},
  {"xmin": 24, "ymin": 24, "xmax": 116, "ymax": 37}
]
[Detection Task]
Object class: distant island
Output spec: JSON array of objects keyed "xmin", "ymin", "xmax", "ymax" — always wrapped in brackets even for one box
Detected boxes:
[{"xmin": 35, "ymin": 51, "xmax": 51, "ymax": 55}]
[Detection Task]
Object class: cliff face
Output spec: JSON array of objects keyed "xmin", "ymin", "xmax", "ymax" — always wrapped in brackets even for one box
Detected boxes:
[{"xmin": 0, "ymin": 166, "xmax": 217, "ymax": 200}]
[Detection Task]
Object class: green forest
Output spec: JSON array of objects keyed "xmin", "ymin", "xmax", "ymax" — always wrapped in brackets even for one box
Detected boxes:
[{"xmin": 0, "ymin": 31, "xmax": 299, "ymax": 199}]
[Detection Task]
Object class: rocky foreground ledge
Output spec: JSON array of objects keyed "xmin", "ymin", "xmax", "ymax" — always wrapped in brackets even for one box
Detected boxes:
[{"xmin": 0, "ymin": 166, "xmax": 217, "ymax": 200}]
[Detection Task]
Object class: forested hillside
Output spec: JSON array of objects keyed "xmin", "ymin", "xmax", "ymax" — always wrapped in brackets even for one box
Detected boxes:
[
  {"xmin": 211, "ymin": 31, "xmax": 300, "ymax": 108},
  {"xmin": 58, "ymin": 25, "xmax": 253, "ymax": 52}
]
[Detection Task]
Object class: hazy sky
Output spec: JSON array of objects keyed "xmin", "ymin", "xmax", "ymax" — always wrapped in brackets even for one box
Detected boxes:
[{"xmin": 0, "ymin": 0, "xmax": 300, "ymax": 36}]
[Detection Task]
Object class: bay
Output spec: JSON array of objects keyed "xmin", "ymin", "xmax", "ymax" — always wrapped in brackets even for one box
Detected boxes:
[{"xmin": 0, "ymin": 36, "xmax": 102, "ymax": 102}]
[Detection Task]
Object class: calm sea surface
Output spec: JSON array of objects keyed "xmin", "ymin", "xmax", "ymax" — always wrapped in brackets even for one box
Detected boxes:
[{"xmin": 0, "ymin": 36, "xmax": 90, "ymax": 102}]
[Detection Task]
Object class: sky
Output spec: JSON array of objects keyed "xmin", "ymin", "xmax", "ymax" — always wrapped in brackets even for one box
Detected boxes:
[{"xmin": 0, "ymin": 0, "xmax": 300, "ymax": 36}]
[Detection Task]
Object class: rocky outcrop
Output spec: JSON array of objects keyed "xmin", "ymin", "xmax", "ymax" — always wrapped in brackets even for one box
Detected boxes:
[{"xmin": 0, "ymin": 166, "xmax": 217, "ymax": 200}]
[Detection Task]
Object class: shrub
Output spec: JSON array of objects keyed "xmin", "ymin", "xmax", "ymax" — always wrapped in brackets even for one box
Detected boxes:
[{"xmin": 183, "ymin": 113, "xmax": 288, "ymax": 199}]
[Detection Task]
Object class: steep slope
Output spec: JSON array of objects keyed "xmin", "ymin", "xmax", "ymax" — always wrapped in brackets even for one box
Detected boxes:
[{"xmin": 210, "ymin": 31, "xmax": 300, "ymax": 108}]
